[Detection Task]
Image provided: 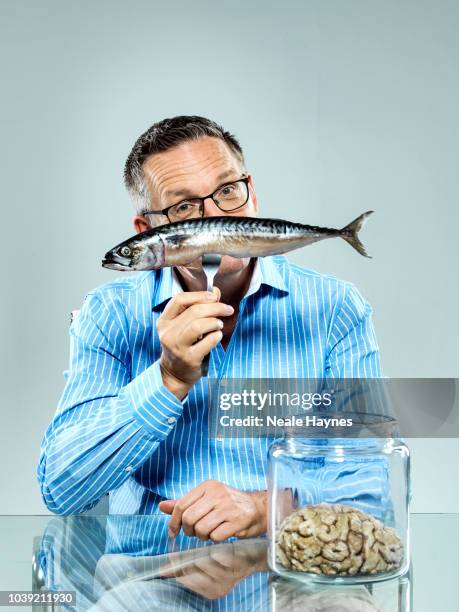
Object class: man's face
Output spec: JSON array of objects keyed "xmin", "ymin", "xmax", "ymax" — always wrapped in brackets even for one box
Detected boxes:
[{"xmin": 133, "ymin": 136, "xmax": 258, "ymax": 277}]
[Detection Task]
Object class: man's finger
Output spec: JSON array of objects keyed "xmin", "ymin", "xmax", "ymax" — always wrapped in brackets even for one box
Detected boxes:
[
  {"xmin": 161, "ymin": 291, "xmax": 217, "ymax": 321},
  {"xmin": 209, "ymin": 521, "xmax": 235, "ymax": 543},
  {"xmin": 189, "ymin": 330, "xmax": 223, "ymax": 362},
  {"xmin": 175, "ymin": 302, "xmax": 233, "ymax": 329},
  {"xmin": 168, "ymin": 488, "xmax": 205, "ymax": 536},
  {"xmin": 192, "ymin": 509, "xmax": 227, "ymax": 540},
  {"xmin": 181, "ymin": 498, "xmax": 216, "ymax": 537},
  {"xmin": 180, "ymin": 317, "xmax": 224, "ymax": 347}
]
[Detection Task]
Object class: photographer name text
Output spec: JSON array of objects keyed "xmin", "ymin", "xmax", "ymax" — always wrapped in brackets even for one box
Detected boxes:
[{"xmin": 219, "ymin": 415, "xmax": 353, "ymax": 428}]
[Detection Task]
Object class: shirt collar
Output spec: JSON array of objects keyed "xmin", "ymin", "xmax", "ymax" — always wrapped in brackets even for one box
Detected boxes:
[
  {"xmin": 151, "ymin": 268, "xmax": 175, "ymax": 311},
  {"xmin": 257, "ymin": 255, "xmax": 289, "ymax": 294},
  {"xmin": 151, "ymin": 256, "xmax": 288, "ymax": 311}
]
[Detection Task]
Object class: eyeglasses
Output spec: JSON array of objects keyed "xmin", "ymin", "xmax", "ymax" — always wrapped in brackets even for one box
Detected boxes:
[{"xmin": 141, "ymin": 176, "xmax": 250, "ymax": 223}]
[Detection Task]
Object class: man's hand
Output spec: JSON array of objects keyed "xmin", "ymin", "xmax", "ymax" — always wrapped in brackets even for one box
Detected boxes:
[
  {"xmin": 158, "ymin": 480, "xmax": 267, "ymax": 542},
  {"xmin": 157, "ymin": 290, "xmax": 234, "ymax": 399}
]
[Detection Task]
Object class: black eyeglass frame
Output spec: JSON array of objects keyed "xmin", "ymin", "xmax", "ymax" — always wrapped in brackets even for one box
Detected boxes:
[{"xmin": 141, "ymin": 176, "xmax": 250, "ymax": 222}]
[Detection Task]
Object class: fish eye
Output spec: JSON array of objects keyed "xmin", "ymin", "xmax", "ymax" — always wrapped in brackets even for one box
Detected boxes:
[{"xmin": 120, "ymin": 246, "xmax": 131, "ymax": 257}]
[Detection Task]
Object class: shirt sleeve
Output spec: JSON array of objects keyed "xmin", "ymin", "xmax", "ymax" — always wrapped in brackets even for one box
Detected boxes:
[
  {"xmin": 37, "ymin": 291, "xmax": 185, "ymax": 515},
  {"xmin": 325, "ymin": 284, "xmax": 382, "ymax": 378}
]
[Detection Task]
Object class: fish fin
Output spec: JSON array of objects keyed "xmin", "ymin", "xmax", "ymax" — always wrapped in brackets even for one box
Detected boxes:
[{"xmin": 340, "ymin": 211, "xmax": 374, "ymax": 258}]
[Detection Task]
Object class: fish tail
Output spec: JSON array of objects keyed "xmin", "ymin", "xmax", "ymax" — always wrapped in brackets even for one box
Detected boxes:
[{"xmin": 340, "ymin": 211, "xmax": 374, "ymax": 258}]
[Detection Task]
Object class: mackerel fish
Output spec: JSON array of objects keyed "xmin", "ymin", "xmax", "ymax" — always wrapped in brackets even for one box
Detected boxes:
[{"xmin": 102, "ymin": 211, "xmax": 373, "ymax": 271}]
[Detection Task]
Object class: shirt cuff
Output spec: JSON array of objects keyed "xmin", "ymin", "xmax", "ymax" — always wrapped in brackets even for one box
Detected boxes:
[{"xmin": 124, "ymin": 360, "xmax": 186, "ymax": 439}]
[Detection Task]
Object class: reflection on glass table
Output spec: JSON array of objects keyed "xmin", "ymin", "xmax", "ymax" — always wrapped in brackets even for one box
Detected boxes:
[{"xmin": 0, "ymin": 514, "xmax": 457, "ymax": 611}]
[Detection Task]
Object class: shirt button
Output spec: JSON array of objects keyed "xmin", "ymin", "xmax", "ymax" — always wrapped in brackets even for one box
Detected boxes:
[
  {"xmin": 125, "ymin": 466, "xmax": 133, "ymax": 473},
  {"xmin": 216, "ymin": 437, "xmax": 224, "ymax": 442},
  {"xmin": 167, "ymin": 416, "xmax": 177, "ymax": 424}
]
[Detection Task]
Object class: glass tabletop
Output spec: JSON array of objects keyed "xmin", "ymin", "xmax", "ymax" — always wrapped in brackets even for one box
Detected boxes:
[{"xmin": 0, "ymin": 513, "xmax": 457, "ymax": 611}]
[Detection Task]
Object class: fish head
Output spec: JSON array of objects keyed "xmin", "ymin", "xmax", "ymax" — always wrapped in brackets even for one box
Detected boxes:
[{"xmin": 102, "ymin": 233, "xmax": 165, "ymax": 271}]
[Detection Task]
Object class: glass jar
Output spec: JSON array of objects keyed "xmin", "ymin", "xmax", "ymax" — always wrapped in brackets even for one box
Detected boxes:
[
  {"xmin": 268, "ymin": 571, "xmax": 412, "ymax": 612},
  {"xmin": 268, "ymin": 437, "xmax": 411, "ymax": 584}
]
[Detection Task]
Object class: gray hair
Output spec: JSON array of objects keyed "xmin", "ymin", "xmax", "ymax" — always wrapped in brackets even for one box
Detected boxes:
[{"xmin": 124, "ymin": 115, "xmax": 245, "ymax": 214}]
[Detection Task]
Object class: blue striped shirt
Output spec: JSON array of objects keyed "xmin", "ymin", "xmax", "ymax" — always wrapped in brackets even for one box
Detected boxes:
[{"xmin": 38, "ymin": 255, "xmax": 382, "ymax": 529}]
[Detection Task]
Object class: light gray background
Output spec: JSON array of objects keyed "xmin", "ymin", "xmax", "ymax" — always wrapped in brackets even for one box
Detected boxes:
[{"xmin": 1, "ymin": 0, "xmax": 458, "ymax": 515}]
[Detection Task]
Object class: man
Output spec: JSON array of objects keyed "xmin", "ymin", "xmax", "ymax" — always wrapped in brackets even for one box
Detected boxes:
[{"xmin": 38, "ymin": 116, "xmax": 381, "ymax": 544}]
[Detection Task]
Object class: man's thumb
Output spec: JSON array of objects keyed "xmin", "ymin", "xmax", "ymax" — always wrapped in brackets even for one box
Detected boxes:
[{"xmin": 159, "ymin": 499, "xmax": 176, "ymax": 514}]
